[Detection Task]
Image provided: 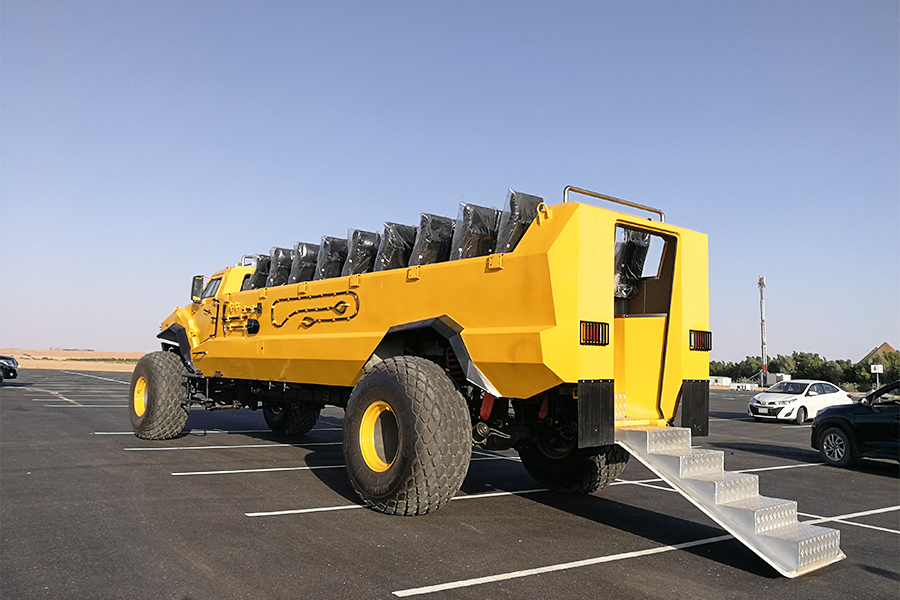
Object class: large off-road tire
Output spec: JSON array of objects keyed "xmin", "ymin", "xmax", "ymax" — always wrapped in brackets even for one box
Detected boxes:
[
  {"xmin": 129, "ymin": 351, "xmax": 189, "ymax": 440},
  {"xmin": 263, "ymin": 403, "xmax": 320, "ymax": 436},
  {"xmin": 819, "ymin": 427, "xmax": 854, "ymax": 467},
  {"xmin": 518, "ymin": 443, "xmax": 630, "ymax": 494},
  {"xmin": 343, "ymin": 356, "xmax": 472, "ymax": 516}
]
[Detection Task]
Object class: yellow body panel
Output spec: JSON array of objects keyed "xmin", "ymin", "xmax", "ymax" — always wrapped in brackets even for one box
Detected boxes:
[{"xmin": 162, "ymin": 200, "xmax": 709, "ymax": 421}]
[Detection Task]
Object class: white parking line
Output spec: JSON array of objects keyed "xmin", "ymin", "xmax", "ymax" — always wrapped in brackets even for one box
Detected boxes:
[
  {"xmin": 390, "ymin": 504, "xmax": 900, "ymax": 596},
  {"xmin": 734, "ymin": 462, "xmax": 823, "ymax": 473},
  {"xmin": 44, "ymin": 405, "xmax": 127, "ymax": 408},
  {"xmin": 29, "ymin": 388, "xmax": 79, "ymax": 406},
  {"xmin": 123, "ymin": 442, "xmax": 342, "ymax": 451},
  {"xmin": 60, "ymin": 371, "xmax": 130, "ymax": 384},
  {"xmin": 94, "ymin": 429, "xmax": 272, "ymax": 435},
  {"xmin": 392, "ymin": 534, "xmax": 734, "ymax": 597},
  {"xmin": 37, "ymin": 398, "xmax": 124, "ymax": 402},
  {"xmin": 800, "ymin": 506, "xmax": 900, "ymax": 534},
  {"xmin": 246, "ymin": 488, "xmax": 548, "ymax": 518},
  {"xmin": 172, "ymin": 455, "xmax": 509, "ymax": 477}
]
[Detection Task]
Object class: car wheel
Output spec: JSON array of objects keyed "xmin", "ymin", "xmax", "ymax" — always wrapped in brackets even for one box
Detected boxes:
[
  {"xmin": 795, "ymin": 406, "xmax": 807, "ymax": 425},
  {"xmin": 819, "ymin": 427, "xmax": 853, "ymax": 467}
]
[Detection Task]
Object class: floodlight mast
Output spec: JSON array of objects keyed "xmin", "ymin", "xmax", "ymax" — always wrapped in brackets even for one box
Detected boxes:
[{"xmin": 759, "ymin": 276, "xmax": 768, "ymax": 386}]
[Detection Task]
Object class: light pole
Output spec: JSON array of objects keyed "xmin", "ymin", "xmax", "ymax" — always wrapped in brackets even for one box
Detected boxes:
[{"xmin": 759, "ymin": 276, "xmax": 768, "ymax": 387}]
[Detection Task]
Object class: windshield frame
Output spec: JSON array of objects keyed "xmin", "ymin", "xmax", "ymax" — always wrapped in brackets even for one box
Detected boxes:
[{"xmin": 766, "ymin": 381, "xmax": 809, "ymax": 395}]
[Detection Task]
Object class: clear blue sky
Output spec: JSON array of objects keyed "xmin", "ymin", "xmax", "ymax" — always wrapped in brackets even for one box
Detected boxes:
[{"xmin": 1, "ymin": 1, "xmax": 897, "ymax": 362}]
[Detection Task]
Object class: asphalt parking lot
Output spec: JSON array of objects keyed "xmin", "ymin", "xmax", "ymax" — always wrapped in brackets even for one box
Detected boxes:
[{"xmin": 1, "ymin": 370, "xmax": 897, "ymax": 600}]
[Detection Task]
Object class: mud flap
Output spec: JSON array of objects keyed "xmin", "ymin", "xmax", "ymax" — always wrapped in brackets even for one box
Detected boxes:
[
  {"xmin": 680, "ymin": 379, "xmax": 709, "ymax": 437},
  {"xmin": 578, "ymin": 379, "xmax": 615, "ymax": 447}
]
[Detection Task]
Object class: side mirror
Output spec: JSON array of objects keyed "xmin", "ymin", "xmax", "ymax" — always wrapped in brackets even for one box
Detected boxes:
[
  {"xmin": 807, "ymin": 390, "xmax": 818, "ymax": 397},
  {"xmin": 191, "ymin": 275, "xmax": 205, "ymax": 303}
]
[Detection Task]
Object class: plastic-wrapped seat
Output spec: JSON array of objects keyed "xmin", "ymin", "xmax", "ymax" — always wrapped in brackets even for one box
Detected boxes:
[
  {"xmin": 374, "ymin": 222, "xmax": 418, "ymax": 271},
  {"xmin": 495, "ymin": 190, "xmax": 543, "ymax": 254},
  {"xmin": 342, "ymin": 229, "xmax": 382, "ymax": 276},
  {"xmin": 409, "ymin": 214, "xmax": 455, "ymax": 266},
  {"xmin": 314, "ymin": 236, "xmax": 348, "ymax": 280},
  {"xmin": 288, "ymin": 242, "xmax": 319, "ymax": 284},
  {"xmin": 613, "ymin": 228, "xmax": 650, "ymax": 299},
  {"xmin": 266, "ymin": 247, "xmax": 293, "ymax": 287},
  {"xmin": 450, "ymin": 203, "xmax": 502, "ymax": 261},
  {"xmin": 241, "ymin": 254, "xmax": 271, "ymax": 291}
]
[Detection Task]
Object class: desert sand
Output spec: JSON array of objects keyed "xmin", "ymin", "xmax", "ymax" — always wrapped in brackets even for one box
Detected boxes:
[{"xmin": 0, "ymin": 348, "xmax": 146, "ymax": 373}]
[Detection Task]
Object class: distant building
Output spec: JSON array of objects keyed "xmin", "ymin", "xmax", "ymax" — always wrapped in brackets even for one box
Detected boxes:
[{"xmin": 859, "ymin": 342, "xmax": 897, "ymax": 364}]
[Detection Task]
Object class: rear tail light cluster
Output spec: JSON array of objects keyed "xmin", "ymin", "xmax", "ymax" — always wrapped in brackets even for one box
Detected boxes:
[
  {"xmin": 689, "ymin": 330, "xmax": 712, "ymax": 351},
  {"xmin": 580, "ymin": 321, "xmax": 609, "ymax": 346}
]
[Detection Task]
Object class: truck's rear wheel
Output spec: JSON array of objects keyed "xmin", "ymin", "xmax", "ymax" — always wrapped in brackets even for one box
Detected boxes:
[
  {"xmin": 263, "ymin": 403, "xmax": 320, "ymax": 436},
  {"xmin": 343, "ymin": 356, "xmax": 471, "ymax": 516},
  {"xmin": 518, "ymin": 443, "xmax": 629, "ymax": 494},
  {"xmin": 129, "ymin": 351, "xmax": 189, "ymax": 440}
]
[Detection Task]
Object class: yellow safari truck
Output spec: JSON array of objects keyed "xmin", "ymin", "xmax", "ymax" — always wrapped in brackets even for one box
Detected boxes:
[{"xmin": 130, "ymin": 186, "xmax": 843, "ymax": 578}]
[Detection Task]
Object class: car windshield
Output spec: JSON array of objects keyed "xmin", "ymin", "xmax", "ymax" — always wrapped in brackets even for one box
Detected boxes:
[
  {"xmin": 767, "ymin": 381, "xmax": 808, "ymax": 394},
  {"xmin": 871, "ymin": 383, "xmax": 900, "ymax": 405}
]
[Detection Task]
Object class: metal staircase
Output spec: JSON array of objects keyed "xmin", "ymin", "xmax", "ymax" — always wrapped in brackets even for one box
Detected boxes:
[{"xmin": 616, "ymin": 425, "xmax": 844, "ymax": 577}]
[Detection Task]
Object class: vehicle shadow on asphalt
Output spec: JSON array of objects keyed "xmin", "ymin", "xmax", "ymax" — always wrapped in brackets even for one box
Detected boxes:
[
  {"xmin": 519, "ymin": 491, "xmax": 778, "ymax": 578},
  {"xmin": 0, "ymin": 381, "xmax": 33, "ymax": 388},
  {"xmin": 708, "ymin": 442, "xmax": 900, "ymax": 478}
]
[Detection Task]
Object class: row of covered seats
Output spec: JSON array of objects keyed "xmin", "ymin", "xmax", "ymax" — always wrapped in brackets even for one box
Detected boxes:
[{"xmin": 242, "ymin": 190, "xmax": 543, "ymax": 291}]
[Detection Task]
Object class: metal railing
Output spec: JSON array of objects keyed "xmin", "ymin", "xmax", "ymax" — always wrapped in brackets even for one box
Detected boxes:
[{"xmin": 563, "ymin": 185, "xmax": 665, "ymax": 222}]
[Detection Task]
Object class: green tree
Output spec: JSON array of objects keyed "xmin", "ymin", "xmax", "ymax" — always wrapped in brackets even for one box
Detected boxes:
[
  {"xmin": 792, "ymin": 352, "xmax": 824, "ymax": 380},
  {"xmin": 768, "ymin": 354, "xmax": 795, "ymax": 375}
]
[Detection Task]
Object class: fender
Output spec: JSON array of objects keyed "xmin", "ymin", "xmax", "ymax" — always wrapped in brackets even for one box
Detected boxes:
[
  {"xmin": 373, "ymin": 315, "xmax": 501, "ymax": 397},
  {"xmin": 157, "ymin": 323, "xmax": 197, "ymax": 373}
]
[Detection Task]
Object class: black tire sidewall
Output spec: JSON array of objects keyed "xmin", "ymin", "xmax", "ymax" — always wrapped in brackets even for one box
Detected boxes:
[
  {"xmin": 343, "ymin": 356, "xmax": 471, "ymax": 515},
  {"xmin": 519, "ymin": 444, "xmax": 629, "ymax": 494},
  {"xmin": 343, "ymin": 368, "xmax": 413, "ymax": 502},
  {"xmin": 129, "ymin": 351, "xmax": 188, "ymax": 439},
  {"xmin": 263, "ymin": 403, "xmax": 320, "ymax": 436}
]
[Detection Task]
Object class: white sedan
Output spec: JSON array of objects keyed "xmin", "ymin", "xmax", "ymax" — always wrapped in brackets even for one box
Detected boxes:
[{"xmin": 747, "ymin": 379, "xmax": 853, "ymax": 424}]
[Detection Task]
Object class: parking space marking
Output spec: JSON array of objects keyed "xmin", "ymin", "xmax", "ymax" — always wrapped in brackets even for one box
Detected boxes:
[
  {"xmin": 734, "ymin": 462, "xmax": 823, "ymax": 473},
  {"xmin": 59, "ymin": 371, "xmax": 130, "ymax": 384},
  {"xmin": 800, "ymin": 506, "xmax": 899, "ymax": 534},
  {"xmin": 171, "ymin": 455, "xmax": 510, "ymax": 477},
  {"xmin": 37, "ymin": 398, "xmax": 124, "ymax": 402},
  {"xmin": 123, "ymin": 442, "xmax": 342, "ymax": 451},
  {"xmin": 44, "ymin": 404, "xmax": 127, "ymax": 408},
  {"xmin": 245, "ymin": 488, "xmax": 548, "ymax": 518},
  {"xmin": 390, "ymin": 504, "xmax": 900, "ymax": 597},
  {"xmin": 94, "ymin": 429, "xmax": 272, "ymax": 435},
  {"xmin": 392, "ymin": 534, "xmax": 735, "ymax": 597}
]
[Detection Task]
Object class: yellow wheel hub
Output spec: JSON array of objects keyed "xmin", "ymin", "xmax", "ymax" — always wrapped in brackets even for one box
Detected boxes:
[
  {"xmin": 359, "ymin": 400, "xmax": 399, "ymax": 472},
  {"xmin": 133, "ymin": 376, "xmax": 148, "ymax": 417}
]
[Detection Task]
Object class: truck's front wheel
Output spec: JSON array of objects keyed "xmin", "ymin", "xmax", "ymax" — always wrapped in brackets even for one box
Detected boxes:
[
  {"xmin": 343, "ymin": 356, "xmax": 471, "ymax": 516},
  {"xmin": 263, "ymin": 403, "xmax": 320, "ymax": 436},
  {"xmin": 518, "ymin": 443, "xmax": 629, "ymax": 494},
  {"xmin": 129, "ymin": 351, "xmax": 189, "ymax": 440}
]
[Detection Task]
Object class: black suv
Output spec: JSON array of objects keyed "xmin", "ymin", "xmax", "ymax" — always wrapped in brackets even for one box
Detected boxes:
[
  {"xmin": 0, "ymin": 355, "xmax": 18, "ymax": 382},
  {"xmin": 811, "ymin": 380, "xmax": 899, "ymax": 467}
]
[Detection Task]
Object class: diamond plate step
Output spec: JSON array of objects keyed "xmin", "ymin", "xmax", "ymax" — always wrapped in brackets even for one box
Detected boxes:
[
  {"xmin": 651, "ymin": 448, "xmax": 724, "ymax": 479},
  {"xmin": 720, "ymin": 496, "xmax": 798, "ymax": 534},
  {"xmin": 760, "ymin": 523, "xmax": 843, "ymax": 571},
  {"xmin": 619, "ymin": 425, "xmax": 691, "ymax": 454},
  {"xmin": 685, "ymin": 470, "xmax": 760, "ymax": 504},
  {"xmin": 615, "ymin": 425, "xmax": 845, "ymax": 577}
]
